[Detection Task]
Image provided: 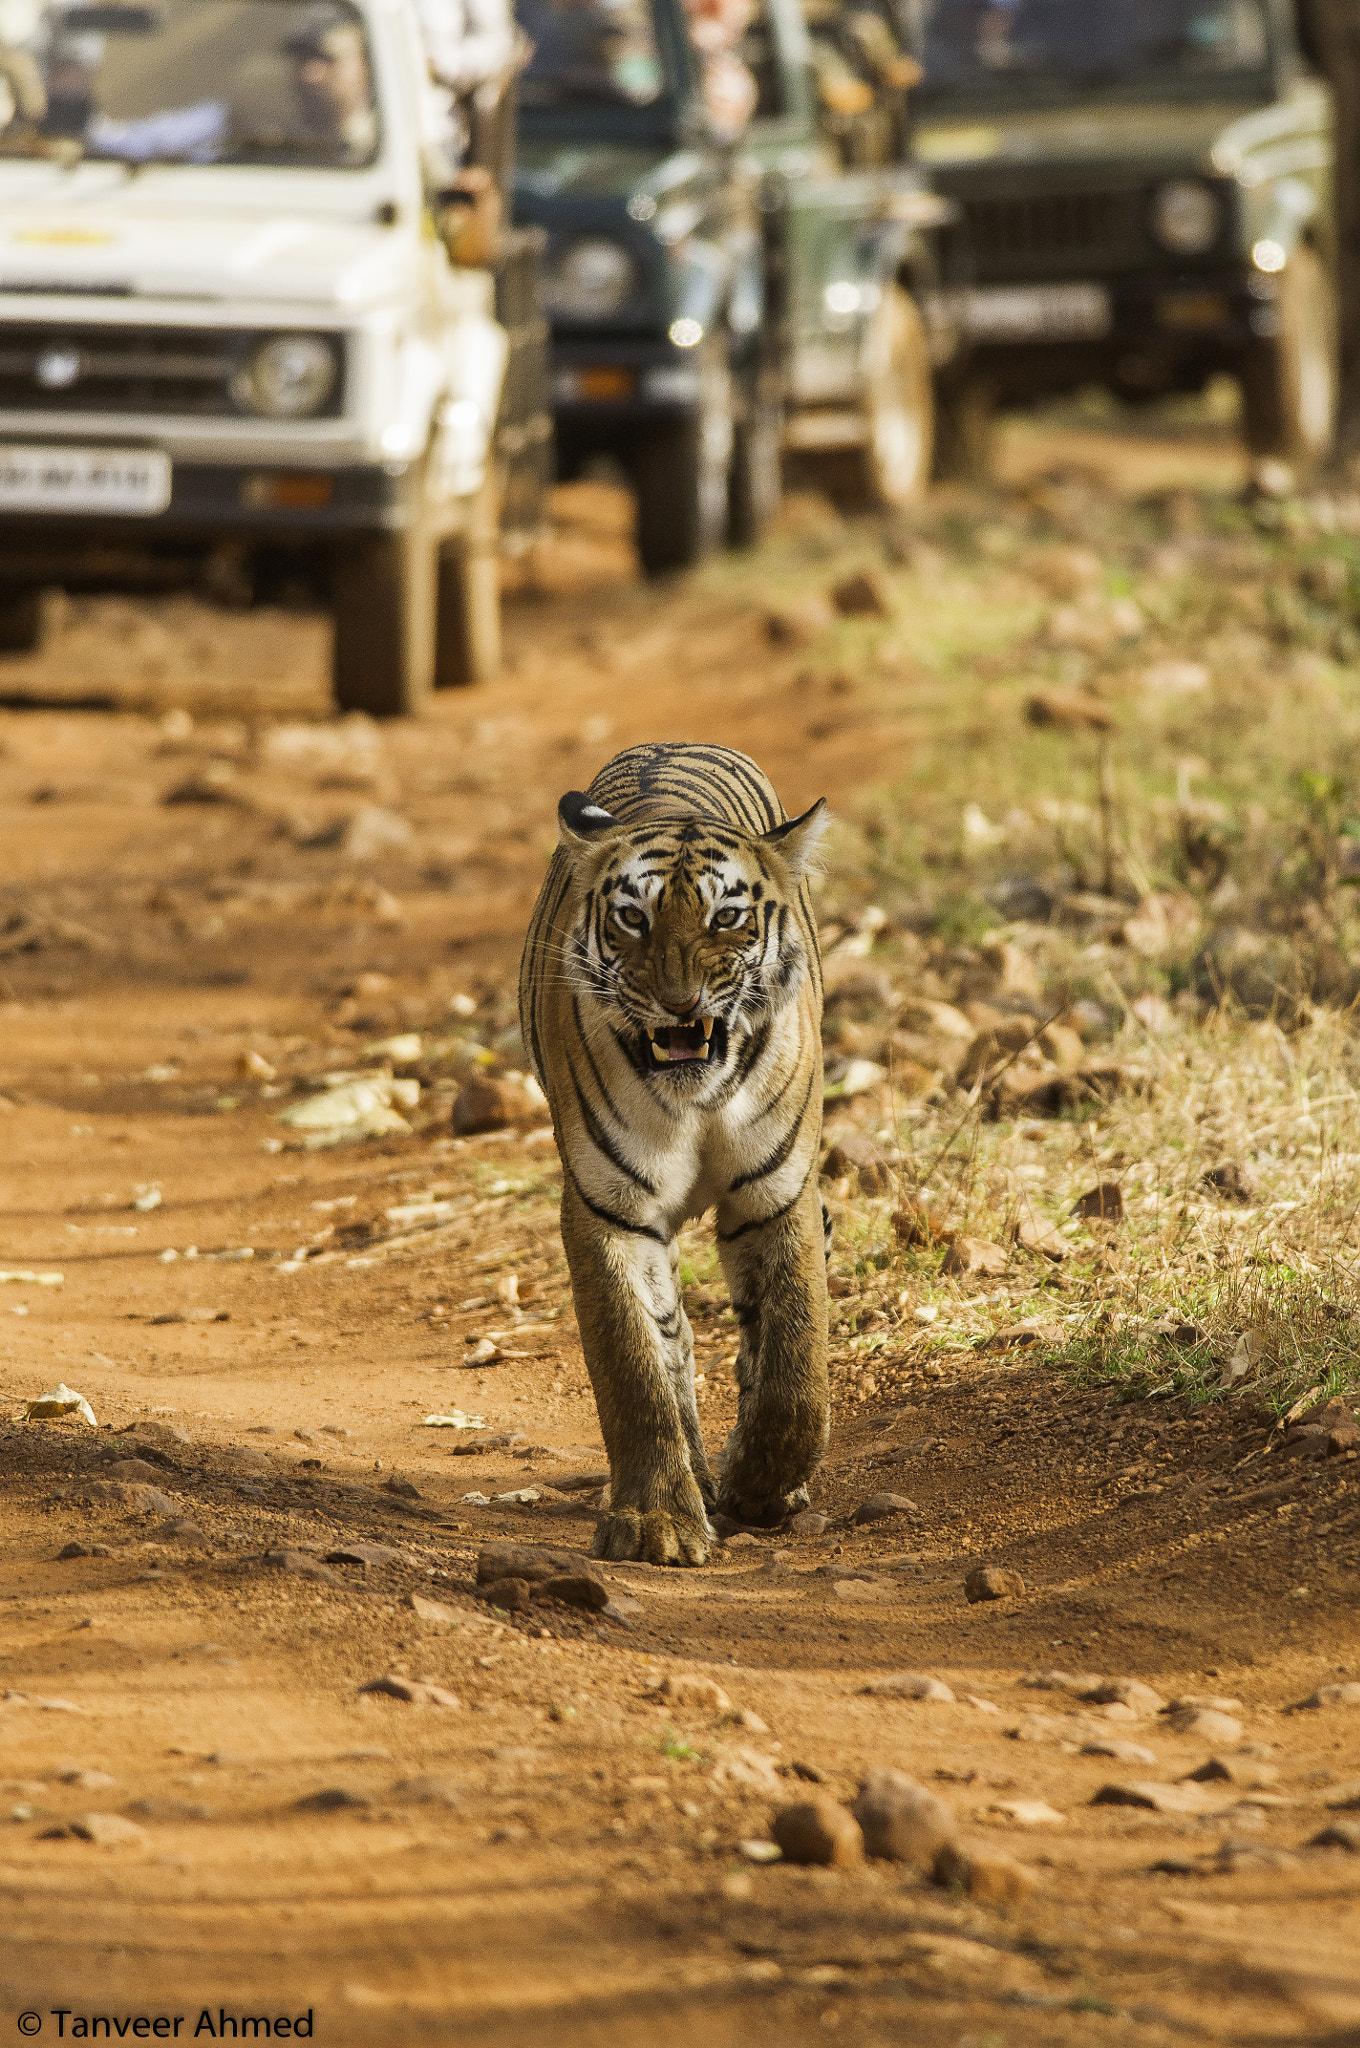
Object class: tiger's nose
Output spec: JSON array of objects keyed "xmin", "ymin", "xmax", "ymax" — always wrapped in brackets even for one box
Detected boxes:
[{"xmin": 663, "ymin": 993, "xmax": 702, "ymax": 1018}]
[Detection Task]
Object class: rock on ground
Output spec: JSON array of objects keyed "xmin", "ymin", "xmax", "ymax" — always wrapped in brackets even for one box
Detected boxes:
[
  {"xmin": 263, "ymin": 1550, "xmax": 345, "ymax": 1585},
  {"xmin": 658, "ymin": 1673, "xmax": 731, "ymax": 1714},
  {"xmin": 772, "ymin": 1796, "xmax": 864, "ymax": 1868},
  {"xmin": 1311, "ymin": 1821, "xmax": 1360, "ymax": 1853},
  {"xmin": 1164, "ymin": 1706, "xmax": 1243, "ymax": 1744},
  {"xmin": 933, "ymin": 1840, "xmax": 1039, "ymax": 1904},
  {"xmin": 1302, "ymin": 1681, "xmax": 1360, "ymax": 1709},
  {"xmin": 1092, "ymin": 1781, "xmax": 1218, "ymax": 1815},
  {"xmin": 854, "ymin": 1492, "xmax": 917, "ymax": 1524},
  {"xmin": 941, "ymin": 1237, "xmax": 1009, "ymax": 1278},
  {"xmin": 860, "ymin": 1672, "xmax": 955, "ymax": 1702},
  {"xmin": 476, "ymin": 1543, "xmax": 603, "ymax": 1587},
  {"xmin": 71, "ymin": 1813, "xmax": 148, "ymax": 1847},
  {"xmin": 851, "ymin": 1770, "xmax": 955, "ymax": 1868},
  {"xmin": 480, "ymin": 1577, "xmax": 534, "ymax": 1612},
  {"xmin": 1084, "ymin": 1678, "xmax": 1165, "ymax": 1716},
  {"xmin": 358, "ymin": 1676, "xmax": 460, "ymax": 1707},
  {"xmin": 965, "ymin": 1566, "xmax": 1025, "ymax": 1603},
  {"xmin": 1187, "ymin": 1757, "xmax": 1277, "ymax": 1787}
]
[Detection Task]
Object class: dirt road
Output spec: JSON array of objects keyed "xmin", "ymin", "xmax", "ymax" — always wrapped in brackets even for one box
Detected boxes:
[{"xmin": 1, "ymin": 425, "xmax": 1359, "ymax": 2047}]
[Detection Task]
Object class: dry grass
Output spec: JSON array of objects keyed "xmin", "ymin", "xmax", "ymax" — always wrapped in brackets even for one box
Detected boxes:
[{"xmin": 696, "ymin": 423, "xmax": 1360, "ymax": 1421}]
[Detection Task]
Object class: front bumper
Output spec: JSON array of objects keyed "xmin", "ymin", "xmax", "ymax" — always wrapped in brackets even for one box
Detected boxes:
[
  {"xmin": 0, "ymin": 455, "xmax": 423, "ymax": 564},
  {"xmin": 961, "ymin": 269, "xmax": 1272, "ymax": 396},
  {"xmin": 548, "ymin": 337, "xmax": 709, "ymax": 435}
]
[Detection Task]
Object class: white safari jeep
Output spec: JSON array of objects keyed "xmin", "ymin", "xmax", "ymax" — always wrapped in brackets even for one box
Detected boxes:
[{"xmin": 0, "ymin": 0, "xmax": 525, "ymax": 714}]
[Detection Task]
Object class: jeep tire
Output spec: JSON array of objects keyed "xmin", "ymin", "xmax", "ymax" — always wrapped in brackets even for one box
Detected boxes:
[
  {"xmin": 435, "ymin": 475, "xmax": 502, "ymax": 689},
  {"xmin": 727, "ymin": 368, "xmax": 782, "ymax": 549},
  {"xmin": 0, "ymin": 587, "xmax": 45, "ymax": 653},
  {"xmin": 1238, "ymin": 242, "xmax": 1339, "ymax": 474},
  {"xmin": 818, "ymin": 283, "xmax": 934, "ymax": 511},
  {"xmin": 633, "ymin": 341, "xmax": 733, "ymax": 576},
  {"xmin": 332, "ymin": 512, "xmax": 437, "ymax": 719},
  {"xmin": 932, "ymin": 373, "xmax": 997, "ymax": 483}
]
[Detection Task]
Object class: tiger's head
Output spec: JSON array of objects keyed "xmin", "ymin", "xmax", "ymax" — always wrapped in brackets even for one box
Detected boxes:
[{"xmin": 556, "ymin": 790, "xmax": 827, "ymax": 1088}]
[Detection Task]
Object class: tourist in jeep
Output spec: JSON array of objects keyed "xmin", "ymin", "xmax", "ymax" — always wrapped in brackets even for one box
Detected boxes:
[{"xmin": 282, "ymin": 3, "xmax": 378, "ymax": 161}]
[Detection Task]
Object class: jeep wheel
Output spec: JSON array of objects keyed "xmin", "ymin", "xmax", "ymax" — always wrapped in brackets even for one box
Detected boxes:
[
  {"xmin": 0, "ymin": 587, "xmax": 45, "ymax": 653},
  {"xmin": 633, "ymin": 342, "xmax": 733, "ymax": 576},
  {"xmin": 332, "ymin": 516, "xmax": 437, "ymax": 719},
  {"xmin": 822, "ymin": 283, "xmax": 933, "ymax": 511},
  {"xmin": 435, "ymin": 477, "xmax": 501, "ymax": 689},
  {"xmin": 727, "ymin": 373, "xmax": 782, "ymax": 549},
  {"xmin": 932, "ymin": 374, "xmax": 996, "ymax": 483},
  {"xmin": 1238, "ymin": 243, "xmax": 1339, "ymax": 473}
]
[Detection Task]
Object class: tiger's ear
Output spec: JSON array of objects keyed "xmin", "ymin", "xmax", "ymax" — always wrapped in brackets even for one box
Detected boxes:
[
  {"xmin": 759, "ymin": 798, "xmax": 828, "ymax": 880},
  {"xmin": 558, "ymin": 789, "xmax": 621, "ymax": 852}
]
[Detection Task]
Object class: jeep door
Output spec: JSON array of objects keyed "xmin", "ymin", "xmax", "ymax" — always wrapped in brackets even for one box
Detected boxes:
[{"xmin": 740, "ymin": 0, "xmax": 869, "ymax": 415}]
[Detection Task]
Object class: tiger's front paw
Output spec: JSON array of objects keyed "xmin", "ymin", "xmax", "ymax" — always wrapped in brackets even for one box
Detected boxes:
[
  {"xmin": 591, "ymin": 1504, "xmax": 713, "ymax": 1567},
  {"xmin": 715, "ymin": 1481, "xmax": 811, "ymax": 1530}
]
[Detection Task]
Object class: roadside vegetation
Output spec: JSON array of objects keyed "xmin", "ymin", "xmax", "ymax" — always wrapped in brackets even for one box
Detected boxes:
[{"xmin": 698, "ymin": 402, "xmax": 1360, "ymax": 1423}]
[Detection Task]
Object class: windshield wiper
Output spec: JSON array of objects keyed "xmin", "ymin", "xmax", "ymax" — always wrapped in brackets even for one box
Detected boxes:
[
  {"xmin": 216, "ymin": 132, "xmax": 372, "ymax": 162},
  {"xmin": 520, "ymin": 81, "xmax": 648, "ymax": 106}
]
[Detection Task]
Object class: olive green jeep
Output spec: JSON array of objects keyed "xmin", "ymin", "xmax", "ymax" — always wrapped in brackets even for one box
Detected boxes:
[
  {"xmin": 512, "ymin": 0, "xmax": 955, "ymax": 575},
  {"xmin": 913, "ymin": 0, "xmax": 1337, "ymax": 473}
]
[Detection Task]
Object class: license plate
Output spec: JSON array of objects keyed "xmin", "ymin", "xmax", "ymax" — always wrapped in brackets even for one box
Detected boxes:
[
  {"xmin": 0, "ymin": 444, "xmax": 171, "ymax": 515},
  {"xmin": 964, "ymin": 283, "xmax": 1111, "ymax": 342}
]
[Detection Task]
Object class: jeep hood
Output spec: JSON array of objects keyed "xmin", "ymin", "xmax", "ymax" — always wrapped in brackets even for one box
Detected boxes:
[
  {"xmin": 0, "ymin": 168, "xmax": 415, "ymax": 308},
  {"xmin": 515, "ymin": 139, "xmax": 683, "ymax": 208},
  {"xmin": 916, "ymin": 98, "xmax": 1266, "ymax": 176}
]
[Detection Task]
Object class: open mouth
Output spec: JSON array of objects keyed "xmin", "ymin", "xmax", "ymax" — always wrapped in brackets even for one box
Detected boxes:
[{"xmin": 647, "ymin": 1015, "xmax": 716, "ymax": 1064}]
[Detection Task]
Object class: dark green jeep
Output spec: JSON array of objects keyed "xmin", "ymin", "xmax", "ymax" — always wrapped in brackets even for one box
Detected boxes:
[
  {"xmin": 513, "ymin": 0, "xmax": 954, "ymax": 573},
  {"xmin": 913, "ymin": 0, "xmax": 1337, "ymax": 472}
]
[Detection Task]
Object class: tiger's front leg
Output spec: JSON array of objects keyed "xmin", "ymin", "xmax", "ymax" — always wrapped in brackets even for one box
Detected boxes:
[
  {"xmin": 714, "ymin": 1175, "xmax": 829, "ymax": 1527},
  {"xmin": 560, "ymin": 1179, "xmax": 715, "ymax": 1567}
]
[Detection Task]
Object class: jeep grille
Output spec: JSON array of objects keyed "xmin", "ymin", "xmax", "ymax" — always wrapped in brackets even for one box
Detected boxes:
[
  {"xmin": 962, "ymin": 189, "xmax": 1145, "ymax": 275},
  {"xmin": 0, "ymin": 325, "xmax": 341, "ymax": 418}
]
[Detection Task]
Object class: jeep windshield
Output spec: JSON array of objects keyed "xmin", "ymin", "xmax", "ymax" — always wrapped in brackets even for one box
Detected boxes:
[
  {"xmin": 516, "ymin": 0, "xmax": 682, "ymax": 127},
  {"xmin": 915, "ymin": 0, "xmax": 1272, "ymax": 104},
  {"xmin": 0, "ymin": 0, "xmax": 380, "ymax": 167}
]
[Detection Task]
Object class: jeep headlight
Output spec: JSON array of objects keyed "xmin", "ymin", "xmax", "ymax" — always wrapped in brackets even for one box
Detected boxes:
[
  {"xmin": 231, "ymin": 334, "xmax": 339, "ymax": 419},
  {"xmin": 1149, "ymin": 179, "xmax": 1221, "ymax": 257},
  {"xmin": 542, "ymin": 238, "xmax": 637, "ymax": 320}
]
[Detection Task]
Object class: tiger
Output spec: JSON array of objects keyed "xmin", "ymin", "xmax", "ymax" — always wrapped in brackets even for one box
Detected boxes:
[{"xmin": 519, "ymin": 740, "xmax": 830, "ymax": 1567}]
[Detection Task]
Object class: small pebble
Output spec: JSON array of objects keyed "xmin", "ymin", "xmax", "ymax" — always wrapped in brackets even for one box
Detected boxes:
[{"xmin": 738, "ymin": 1838, "xmax": 782, "ymax": 1863}]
